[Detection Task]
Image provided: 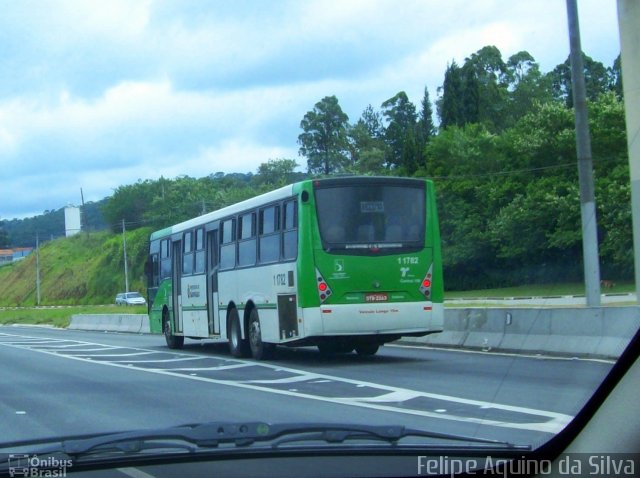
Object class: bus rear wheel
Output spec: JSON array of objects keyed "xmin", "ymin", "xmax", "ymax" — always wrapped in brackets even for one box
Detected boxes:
[
  {"xmin": 228, "ymin": 308, "xmax": 249, "ymax": 358},
  {"xmin": 355, "ymin": 342, "xmax": 379, "ymax": 356},
  {"xmin": 248, "ymin": 309, "xmax": 274, "ymax": 360},
  {"xmin": 163, "ymin": 310, "xmax": 184, "ymax": 349}
]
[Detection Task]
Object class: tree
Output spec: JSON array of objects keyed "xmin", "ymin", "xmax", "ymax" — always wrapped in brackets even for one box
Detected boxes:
[
  {"xmin": 254, "ymin": 159, "xmax": 302, "ymax": 187},
  {"xmin": 0, "ymin": 221, "xmax": 8, "ymax": 248},
  {"xmin": 548, "ymin": 54, "xmax": 609, "ymax": 107},
  {"xmin": 502, "ymin": 100, "xmax": 576, "ymax": 173},
  {"xmin": 347, "ymin": 123, "xmax": 387, "ymax": 174},
  {"xmin": 608, "ymin": 54, "xmax": 623, "ymax": 99},
  {"xmin": 463, "ymin": 45, "xmax": 510, "ymax": 130},
  {"xmin": 346, "ymin": 106, "xmax": 387, "ymax": 174},
  {"xmin": 438, "ymin": 47, "xmax": 511, "ymax": 131},
  {"xmin": 101, "ymin": 180, "xmax": 157, "ymax": 232},
  {"xmin": 381, "ymin": 91, "xmax": 418, "ymax": 172},
  {"xmin": 417, "ymin": 86, "xmax": 435, "ymax": 148},
  {"xmin": 437, "ymin": 61, "xmax": 464, "ymax": 128},
  {"xmin": 298, "ymin": 96, "xmax": 350, "ymax": 175},
  {"xmin": 504, "ymin": 51, "xmax": 553, "ymax": 126},
  {"xmin": 460, "ymin": 62, "xmax": 480, "ymax": 124},
  {"xmin": 360, "ymin": 104, "xmax": 384, "ymax": 138}
]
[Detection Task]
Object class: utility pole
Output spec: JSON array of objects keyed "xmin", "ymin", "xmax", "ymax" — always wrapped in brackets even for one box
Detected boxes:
[
  {"xmin": 36, "ymin": 233, "xmax": 41, "ymax": 306},
  {"xmin": 618, "ymin": 0, "xmax": 640, "ymax": 303},
  {"xmin": 566, "ymin": 0, "xmax": 601, "ymax": 306},
  {"xmin": 122, "ymin": 219, "xmax": 129, "ymax": 293},
  {"xmin": 80, "ymin": 187, "xmax": 87, "ymax": 234}
]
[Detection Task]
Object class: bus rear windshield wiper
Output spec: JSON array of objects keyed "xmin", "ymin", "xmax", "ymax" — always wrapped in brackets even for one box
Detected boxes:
[{"xmin": 10, "ymin": 422, "xmax": 531, "ymax": 461}]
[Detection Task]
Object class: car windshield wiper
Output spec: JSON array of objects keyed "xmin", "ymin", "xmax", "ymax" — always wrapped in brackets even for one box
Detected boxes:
[{"xmin": 1, "ymin": 422, "xmax": 531, "ymax": 463}]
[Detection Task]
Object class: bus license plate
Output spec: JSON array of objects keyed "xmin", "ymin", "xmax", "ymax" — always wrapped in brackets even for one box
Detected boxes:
[{"xmin": 365, "ymin": 293, "xmax": 388, "ymax": 302}]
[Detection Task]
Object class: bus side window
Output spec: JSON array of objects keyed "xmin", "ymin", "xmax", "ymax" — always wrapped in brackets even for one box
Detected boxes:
[
  {"xmin": 183, "ymin": 231, "xmax": 194, "ymax": 275},
  {"xmin": 160, "ymin": 238, "xmax": 171, "ymax": 279},
  {"xmin": 259, "ymin": 205, "xmax": 280, "ymax": 263},
  {"xmin": 194, "ymin": 228, "xmax": 205, "ymax": 274},
  {"xmin": 282, "ymin": 199, "xmax": 298, "ymax": 260},
  {"xmin": 152, "ymin": 254, "xmax": 159, "ymax": 286},
  {"xmin": 238, "ymin": 212, "xmax": 257, "ymax": 267},
  {"xmin": 208, "ymin": 229, "xmax": 219, "ymax": 268},
  {"xmin": 220, "ymin": 218, "xmax": 236, "ymax": 270}
]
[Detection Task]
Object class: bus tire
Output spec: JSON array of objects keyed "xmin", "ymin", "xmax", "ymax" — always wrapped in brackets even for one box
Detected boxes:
[
  {"xmin": 163, "ymin": 309, "xmax": 184, "ymax": 349},
  {"xmin": 228, "ymin": 308, "xmax": 249, "ymax": 358},
  {"xmin": 355, "ymin": 342, "xmax": 379, "ymax": 356},
  {"xmin": 248, "ymin": 308, "xmax": 274, "ymax": 360}
]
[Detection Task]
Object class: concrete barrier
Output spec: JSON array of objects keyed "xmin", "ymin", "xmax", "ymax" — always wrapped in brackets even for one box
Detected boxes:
[
  {"xmin": 406, "ymin": 306, "xmax": 640, "ymax": 360},
  {"xmin": 67, "ymin": 314, "xmax": 95, "ymax": 331},
  {"xmin": 68, "ymin": 307, "xmax": 640, "ymax": 359},
  {"xmin": 69, "ymin": 314, "xmax": 150, "ymax": 334}
]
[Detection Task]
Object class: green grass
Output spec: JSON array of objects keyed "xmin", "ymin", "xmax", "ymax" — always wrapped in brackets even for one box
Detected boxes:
[
  {"xmin": 0, "ymin": 229, "xmax": 152, "ymax": 307},
  {"xmin": 0, "ymin": 305, "xmax": 148, "ymax": 328}
]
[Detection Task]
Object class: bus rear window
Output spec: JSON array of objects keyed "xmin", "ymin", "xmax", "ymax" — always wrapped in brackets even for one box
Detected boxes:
[{"xmin": 314, "ymin": 182, "xmax": 425, "ymax": 251}]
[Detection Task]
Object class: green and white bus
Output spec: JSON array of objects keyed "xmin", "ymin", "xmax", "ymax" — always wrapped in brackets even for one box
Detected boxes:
[{"xmin": 146, "ymin": 176, "xmax": 443, "ymax": 359}]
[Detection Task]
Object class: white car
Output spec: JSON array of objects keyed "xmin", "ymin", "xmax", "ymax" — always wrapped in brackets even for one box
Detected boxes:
[{"xmin": 115, "ymin": 292, "xmax": 147, "ymax": 306}]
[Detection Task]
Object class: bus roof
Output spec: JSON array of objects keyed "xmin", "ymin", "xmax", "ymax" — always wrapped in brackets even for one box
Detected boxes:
[
  {"xmin": 150, "ymin": 183, "xmax": 295, "ymax": 240},
  {"xmin": 149, "ymin": 176, "xmax": 432, "ymax": 241}
]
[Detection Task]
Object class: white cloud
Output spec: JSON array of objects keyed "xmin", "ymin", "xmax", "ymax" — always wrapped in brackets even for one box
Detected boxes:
[{"xmin": 0, "ymin": 0, "xmax": 621, "ymax": 219}]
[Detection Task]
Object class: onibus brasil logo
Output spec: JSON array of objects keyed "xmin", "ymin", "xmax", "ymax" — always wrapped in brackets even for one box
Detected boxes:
[{"xmin": 8, "ymin": 454, "xmax": 73, "ymax": 477}]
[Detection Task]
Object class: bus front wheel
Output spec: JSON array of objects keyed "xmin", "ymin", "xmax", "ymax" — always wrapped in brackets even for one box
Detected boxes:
[
  {"xmin": 163, "ymin": 310, "xmax": 184, "ymax": 349},
  {"xmin": 228, "ymin": 308, "xmax": 249, "ymax": 358}
]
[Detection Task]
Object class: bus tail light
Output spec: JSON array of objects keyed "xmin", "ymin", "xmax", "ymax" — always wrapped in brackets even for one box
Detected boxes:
[
  {"xmin": 419, "ymin": 264, "xmax": 433, "ymax": 299},
  {"xmin": 315, "ymin": 269, "xmax": 332, "ymax": 303}
]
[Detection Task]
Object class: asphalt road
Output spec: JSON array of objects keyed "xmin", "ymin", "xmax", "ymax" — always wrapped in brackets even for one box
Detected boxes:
[{"xmin": 0, "ymin": 325, "xmax": 613, "ymax": 451}]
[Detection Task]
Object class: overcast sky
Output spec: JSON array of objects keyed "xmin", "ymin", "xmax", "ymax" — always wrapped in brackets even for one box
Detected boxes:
[{"xmin": 0, "ymin": 0, "xmax": 621, "ymax": 220}]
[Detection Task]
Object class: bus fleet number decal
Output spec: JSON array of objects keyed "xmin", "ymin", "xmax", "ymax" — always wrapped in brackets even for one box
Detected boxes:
[
  {"xmin": 273, "ymin": 273, "xmax": 287, "ymax": 286},
  {"xmin": 398, "ymin": 257, "xmax": 419, "ymax": 265}
]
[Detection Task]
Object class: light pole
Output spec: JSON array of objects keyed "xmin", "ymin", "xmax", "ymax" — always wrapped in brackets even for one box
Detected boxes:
[
  {"xmin": 566, "ymin": 0, "xmax": 601, "ymax": 306},
  {"xmin": 122, "ymin": 219, "xmax": 129, "ymax": 293}
]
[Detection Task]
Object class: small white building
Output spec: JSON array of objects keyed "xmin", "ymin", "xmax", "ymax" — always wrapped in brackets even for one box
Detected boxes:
[{"xmin": 65, "ymin": 205, "xmax": 81, "ymax": 237}]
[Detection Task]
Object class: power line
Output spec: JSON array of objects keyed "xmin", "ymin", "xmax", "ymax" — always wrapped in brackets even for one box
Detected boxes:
[
  {"xmin": 425, "ymin": 155, "xmax": 626, "ymax": 181},
  {"xmin": 427, "ymin": 162, "xmax": 576, "ymax": 180}
]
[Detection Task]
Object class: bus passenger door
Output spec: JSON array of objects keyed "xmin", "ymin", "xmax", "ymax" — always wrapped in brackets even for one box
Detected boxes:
[
  {"xmin": 171, "ymin": 240, "xmax": 183, "ymax": 333},
  {"xmin": 207, "ymin": 230, "xmax": 220, "ymax": 335}
]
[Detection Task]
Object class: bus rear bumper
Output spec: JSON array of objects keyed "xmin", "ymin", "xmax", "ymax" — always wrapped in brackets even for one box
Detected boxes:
[{"xmin": 301, "ymin": 302, "xmax": 444, "ymax": 338}]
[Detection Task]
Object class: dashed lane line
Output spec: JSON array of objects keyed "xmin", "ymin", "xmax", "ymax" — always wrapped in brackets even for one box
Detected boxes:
[
  {"xmin": 156, "ymin": 364, "xmax": 254, "ymax": 372},
  {"xmin": 0, "ymin": 332, "xmax": 572, "ymax": 434}
]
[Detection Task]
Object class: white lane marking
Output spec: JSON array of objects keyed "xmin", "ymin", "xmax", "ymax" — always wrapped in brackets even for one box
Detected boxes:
[
  {"xmin": 54, "ymin": 347, "xmax": 121, "ymax": 352},
  {"xmin": 357, "ymin": 390, "xmax": 423, "ymax": 402},
  {"xmin": 242, "ymin": 374, "xmax": 323, "ymax": 384},
  {"xmin": 106, "ymin": 357, "xmax": 208, "ymax": 363},
  {"xmin": 389, "ymin": 344, "xmax": 617, "ymax": 364},
  {"xmin": 17, "ymin": 343, "xmax": 103, "ymax": 349},
  {"xmin": 0, "ymin": 339, "xmax": 65, "ymax": 344},
  {"xmin": 0, "ymin": 332, "xmax": 573, "ymax": 434},
  {"xmin": 156, "ymin": 364, "xmax": 254, "ymax": 372},
  {"xmin": 69, "ymin": 352, "xmax": 156, "ymax": 357},
  {"xmin": 117, "ymin": 467, "xmax": 158, "ymax": 478}
]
